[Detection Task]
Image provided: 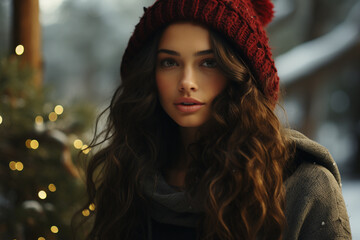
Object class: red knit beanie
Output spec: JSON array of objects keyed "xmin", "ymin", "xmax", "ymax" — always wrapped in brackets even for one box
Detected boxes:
[{"xmin": 121, "ymin": 0, "xmax": 279, "ymax": 102}]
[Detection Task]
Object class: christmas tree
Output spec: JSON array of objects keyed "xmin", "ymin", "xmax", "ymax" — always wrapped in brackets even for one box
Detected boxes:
[{"xmin": 0, "ymin": 55, "xmax": 96, "ymax": 239}]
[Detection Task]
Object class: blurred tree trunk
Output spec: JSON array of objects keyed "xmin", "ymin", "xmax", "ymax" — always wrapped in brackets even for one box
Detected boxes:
[{"xmin": 12, "ymin": 0, "xmax": 42, "ymax": 87}]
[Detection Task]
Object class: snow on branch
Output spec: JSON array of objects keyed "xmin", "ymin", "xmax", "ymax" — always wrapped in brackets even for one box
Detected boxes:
[{"xmin": 276, "ymin": 1, "xmax": 360, "ymax": 86}]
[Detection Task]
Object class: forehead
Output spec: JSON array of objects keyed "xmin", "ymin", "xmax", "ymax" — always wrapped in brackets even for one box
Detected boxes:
[{"xmin": 158, "ymin": 22, "xmax": 211, "ymax": 50}]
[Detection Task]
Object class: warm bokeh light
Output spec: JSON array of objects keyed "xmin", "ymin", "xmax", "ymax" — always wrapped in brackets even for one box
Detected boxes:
[
  {"xmin": 73, "ymin": 139, "xmax": 83, "ymax": 149},
  {"xmin": 50, "ymin": 225, "xmax": 59, "ymax": 233},
  {"xmin": 35, "ymin": 116, "xmax": 44, "ymax": 125},
  {"xmin": 48, "ymin": 183, "xmax": 57, "ymax": 192},
  {"xmin": 89, "ymin": 203, "xmax": 96, "ymax": 211},
  {"xmin": 81, "ymin": 144, "xmax": 91, "ymax": 154},
  {"xmin": 25, "ymin": 139, "xmax": 32, "ymax": 149},
  {"xmin": 48, "ymin": 112, "xmax": 58, "ymax": 122},
  {"xmin": 15, "ymin": 44, "xmax": 24, "ymax": 55},
  {"xmin": 0, "ymin": 115, "xmax": 3, "ymax": 124},
  {"xmin": 30, "ymin": 140, "xmax": 39, "ymax": 149},
  {"xmin": 54, "ymin": 105, "xmax": 64, "ymax": 115},
  {"xmin": 9, "ymin": 161, "xmax": 16, "ymax": 171},
  {"xmin": 38, "ymin": 237, "xmax": 45, "ymax": 240},
  {"xmin": 82, "ymin": 209, "xmax": 90, "ymax": 217},
  {"xmin": 38, "ymin": 190, "xmax": 47, "ymax": 200},
  {"xmin": 15, "ymin": 162, "xmax": 24, "ymax": 171}
]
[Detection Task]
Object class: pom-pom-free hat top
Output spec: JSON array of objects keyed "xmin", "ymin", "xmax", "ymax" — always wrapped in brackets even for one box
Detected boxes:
[{"xmin": 121, "ymin": 0, "xmax": 279, "ymax": 103}]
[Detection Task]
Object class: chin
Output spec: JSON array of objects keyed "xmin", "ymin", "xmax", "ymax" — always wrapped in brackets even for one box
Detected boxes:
[
  {"xmin": 163, "ymin": 107, "xmax": 211, "ymax": 128},
  {"xmin": 177, "ymin": 123, "xmax": 204, "ymax": 128},
  {"xmin": 173, "ymin": 118, "xmax": 207, "ymax": 128}
]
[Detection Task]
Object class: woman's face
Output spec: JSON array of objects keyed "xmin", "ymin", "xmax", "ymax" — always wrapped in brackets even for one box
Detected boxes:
[{"xmin": 156, "ymin": 22, "xmax": 228, "ymax": 128}]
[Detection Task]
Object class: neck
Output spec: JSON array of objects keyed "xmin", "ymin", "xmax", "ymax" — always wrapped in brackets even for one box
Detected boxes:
[
  {"xmin": 180, "ymin": 127, "xmax": 198, "ymax": 148},
  {"xmin": 162, "ymin": 127, "xmax": 198, "ymax": 189},
  {"xmin": 172, "ymin": 127, "xmax": 198, "ymax": 169}
]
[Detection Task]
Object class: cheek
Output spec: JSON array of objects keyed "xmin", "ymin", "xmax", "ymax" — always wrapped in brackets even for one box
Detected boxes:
[
  {"xmin": 156, "ymin": 73, "xmax": 177, "ymax": 102},
  {"xmin": 206, "ymin": 74, "xmax": 228, "ymax": 97}
]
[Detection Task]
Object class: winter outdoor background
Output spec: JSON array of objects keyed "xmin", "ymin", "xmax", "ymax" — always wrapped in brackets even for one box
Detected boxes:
[{"xmin": 0, "ymin": 0, "xmax": 359, "ymax": 239}]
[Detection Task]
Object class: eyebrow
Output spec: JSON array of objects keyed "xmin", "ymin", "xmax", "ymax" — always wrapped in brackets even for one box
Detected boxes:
[{"xmin": 157, "ymin": 49, "xmax": 214, "ymax": 57}]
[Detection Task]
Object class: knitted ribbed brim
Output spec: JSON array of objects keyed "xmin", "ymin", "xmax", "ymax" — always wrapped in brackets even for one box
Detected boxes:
[{"xmin": 121, "ymin": 0, "xmax": 279, "ymax": 102}]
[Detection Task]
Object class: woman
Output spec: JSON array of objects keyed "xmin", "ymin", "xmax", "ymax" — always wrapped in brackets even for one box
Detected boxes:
[{"xmin": 79, "ymin": 0, "xmax": 352, "ymax": 239}]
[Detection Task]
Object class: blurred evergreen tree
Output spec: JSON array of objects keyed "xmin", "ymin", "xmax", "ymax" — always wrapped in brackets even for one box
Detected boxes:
[{"xmin": 0, "ymin": 56, "xmax": 96, "ymax": 239}]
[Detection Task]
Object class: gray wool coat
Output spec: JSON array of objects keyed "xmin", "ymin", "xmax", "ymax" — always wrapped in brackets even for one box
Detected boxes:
[{"xmin": 143, "ymin": 129, "xmax": 352, "ymax": 239}]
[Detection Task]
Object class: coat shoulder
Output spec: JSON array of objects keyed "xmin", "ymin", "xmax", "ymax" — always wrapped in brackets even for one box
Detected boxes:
[{"xmin": 284, "ymin": 162, "xmax": 352, "ymax": 240}]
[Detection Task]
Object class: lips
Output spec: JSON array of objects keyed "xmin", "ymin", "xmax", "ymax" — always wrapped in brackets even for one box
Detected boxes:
[{"xmin": 174, "ymin": 97, "xmax": 205, "ymax": 113}]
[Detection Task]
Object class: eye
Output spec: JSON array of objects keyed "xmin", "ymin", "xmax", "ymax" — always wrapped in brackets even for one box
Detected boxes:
[
  {"xmin": 201, "ymin": 58, "xmax": 218, "ymax": 68},
  {"xmin": 159, "ymin": 58, "xmax": 178, "ymax": 68}
]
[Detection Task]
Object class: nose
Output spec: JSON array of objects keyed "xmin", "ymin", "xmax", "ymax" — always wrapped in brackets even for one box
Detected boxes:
[{"xmin": 178, "ymin": 66, "xmax": 198, "ymax": 93}]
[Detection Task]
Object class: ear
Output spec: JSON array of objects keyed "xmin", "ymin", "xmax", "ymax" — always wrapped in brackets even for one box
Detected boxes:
[{"xmin": 251, "ymin": 0, "xmax": 275, "ymax": 26}]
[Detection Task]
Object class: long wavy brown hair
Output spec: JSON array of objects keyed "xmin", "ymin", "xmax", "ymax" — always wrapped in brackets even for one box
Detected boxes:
[{"xmin": 75, "ymin": 23, "xmax": 293, "ymax": 240}]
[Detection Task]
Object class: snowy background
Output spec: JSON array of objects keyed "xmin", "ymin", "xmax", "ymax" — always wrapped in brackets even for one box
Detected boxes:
[{"xmin": 0, "ymin": 0, "xmax": 359, "ymax": 237}]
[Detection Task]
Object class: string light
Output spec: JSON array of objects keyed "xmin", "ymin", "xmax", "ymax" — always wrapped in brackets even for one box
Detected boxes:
[
  {"xmin": 48, "ymin": 183, "xmax": 56, "ymax": 192},
  {"xmin": 30, "ymin": 140, "xmax": 39, "ymax": 149},
  {"xmin": 0, "ymin": 115, "xmax": 3, "ymax": 124},
  {"xmin": 89, "ymin": 203, "xmax": 96, "ymax": 211},
  {"xmin": 15, "ymin": 162, "xmax": 24, "ymax": 171},
  {"xmin": 48, "ymin": 112, "xmax": 58, "ymax": 122},
  {"xmin": 50, "ymin": 226, "xmax": 59, "ymax": 233},
  {"xmin": 15, "ymin": 44, "xmax": 24, "ymax": 55},
  {"xmin": 38, "ymin": 237, "xmax": 45, "ymax": 240},
  {"xmin": 82, "ymin": 209, "xmax": 90, "ymax": 217},
  {"xmin": 9, "ymin": 161, "xmax": 24, "ymax": 171},
  {"xmin": 9, "ymin": 161, "xmax": 16, "ymax": 171},
  {"xmin": 54, "ymin": 105, "xmax": 64, "ymax": 115},
  {"xmin": 25, "ymin": 139, "xmax": 32, "ymax": 149},
  {"xmin": 26, "ymin": 139, "xmax": 39, "ymax": 149},
  {"xmin": 35, "ymin": 116, "xmax": 44, "ymax": 125},
  {"xmin": 81, "ymin": 144, "xmax": 91, "ymax": 154},
  {"xmin": 38, "ymin": 190, "xmax": 47, "ymax": 200},
  {"xmin": 73, "ymin": 139, "xmax": 83, "ymax": 149}
]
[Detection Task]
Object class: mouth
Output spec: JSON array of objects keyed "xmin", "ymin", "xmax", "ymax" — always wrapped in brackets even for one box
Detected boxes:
[
  {"xmin": 175, "ymin": 102, "xmax": 204, "ymax": 106},
  {"xmin": 174, "ymin": 97, "xmax": 205, "ymax": 106},
  {"xmin": 174, "ymin": 98, "xmax": 205, "ymax": 113}
]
